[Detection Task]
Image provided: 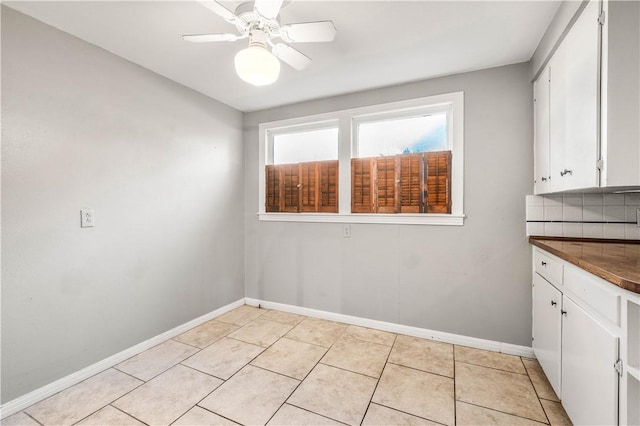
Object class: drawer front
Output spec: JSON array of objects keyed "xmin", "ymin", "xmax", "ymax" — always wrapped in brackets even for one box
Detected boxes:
[
  {"xmin": 564, "ymin": 265, "xmax": 621, "ymax": 327},
  {"xmin": 534, "ymin": 250, "xmax": 563, "ymax": 287}
]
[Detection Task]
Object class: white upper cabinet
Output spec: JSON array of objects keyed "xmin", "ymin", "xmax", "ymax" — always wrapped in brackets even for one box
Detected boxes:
[
  {"xmin": 534, "ymin": 67, "xmax": 551, "ymax": 194},
  {"xmin": 600, "ymin": 0, "xmax": 640, "ymax": 187},
  {"xmin": 548, "ymin": 0, "xmax": 600, "ymax": 192},
  {"xmin": 533, "ymin": 0, "xmax": 640, "ymax": 194}
]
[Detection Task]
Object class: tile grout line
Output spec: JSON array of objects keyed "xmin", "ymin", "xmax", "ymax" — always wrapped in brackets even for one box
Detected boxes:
[
  {"xmin": 17, "ymin": 305, "xmax": 553, "ymax": 426},
  {"xmin": 30, "ymin": 368, "xmax": 148, "ymax": 426},
  {"xmin": 454, "ymin": 355, "xmax": 556, "ymax": 425},
  {"xmin": 453, "ymin": 345, "xmax": 457, "ymax": 425},
  {"xmin": 283, "ymin": 401, "xmax": 347, "ymax": 426},
  {"xmin": 174, "ymin": 404, "xmax": 240, "ymax": 426},
  {"xmin": 453, "ymin": 359, "xmax": 529, "ymax": 376},
  {"xmin": 385, "ymin": 361, "xmax": 454, "ymax": 380},
  {"xmin": 359, "ymin": 333, "xmax": 397, "ymax": 426},
  {"xmin": 454, "ymin": 349, "xmax": 556, "ymax": 425},
  {"xmin": 264, "ymin": 317, "xmax": 350, "ymax": 425},
  {"xmin": 520, "ymin": 357, "xmax": 552, "ymax": 425},
  {"xmin": 107, "ymin": 306, "xmax": 269, "ymax": 426},
  {"xmin": 189, "ymin": 311, "xmax": 295, "ymax": 425},
  {"xmin": 24, "ymin": 411, "xmax": 44, "ymax": 426},
  {"xmin": 279, "ymin": 404, "xmax": 350, "ymax": 425},
  {"xmin": 21, "ymin": 368, "xmax": 122, "ymax": 424},
  {"xmin": 109, "ymin": 404, "xmax": 150, "ymax": 426},
  {"xmin": 455, "ymin": 400, "xmax": 550, "ymax": 425},
  {"xmin": 185, "ymin": 308, "xmax": 345, "ymax": 424},
  {"xmin": 366, "ymin": 402, "xmax": 448, "ymax": 426},
  {"xmin": 315, "ymin": 361, "xmax": 385, "ymax": 380},
  {"xmin": 16, "ymin": 306, "xmax": 261, "ymax": 426}
]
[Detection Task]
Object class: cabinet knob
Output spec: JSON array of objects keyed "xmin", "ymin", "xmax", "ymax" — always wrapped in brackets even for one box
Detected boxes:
[
  {"xmin": 541, "ymin": 261, "xmax": 547, "ymax": 266},
  {"xmin": 551, "ymin": 300, "xmax": 557, "ymax": 306},
  {"xmin": 541, "ymin": 177, "xmax": 547, "ymax": 182},
  {"xmin": 561, "ymin": 310, "xmax": 567, "ymax": 316},
  {"xmin": 560, "ymin": 169, "xmax": 573, "ymax": 177}
]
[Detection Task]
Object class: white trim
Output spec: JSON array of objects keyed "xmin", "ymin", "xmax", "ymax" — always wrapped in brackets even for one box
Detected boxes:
[
  {"xmin": 0, "ymin": 299, "xmax": 245, "ymax": 419},
  {"xmin": 2, "ymin": 296, "xmax": 534, "ymax": 419},
  {"xmin": 257, "ymin": 212, "xmax": 465, "ymax": 225},
  {"xmin": 258, "ymin": 92, "xmax": 465, "ymax": 224},
  {"xmin": 351, "ymin": 104, "xmax": 452, "ymax": 159},
  {"xmin": 245, "ymin": 298, "xmax": 534, "ymax": 358}
]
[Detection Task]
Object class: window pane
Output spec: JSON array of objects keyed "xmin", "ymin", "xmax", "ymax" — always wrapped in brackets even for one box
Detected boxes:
[
  {"xmin": 357, "ymin": 113, "xmax": 447, "ymax": 158},
  {"xmin": 273, "ymin": 127, "xmax": 339, "ymax": 164}
]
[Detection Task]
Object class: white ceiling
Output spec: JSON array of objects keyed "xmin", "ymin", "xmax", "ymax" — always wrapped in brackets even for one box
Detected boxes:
[{"xmin": 6, "ymin": 1, "xmax": 560, "ymax": 112}]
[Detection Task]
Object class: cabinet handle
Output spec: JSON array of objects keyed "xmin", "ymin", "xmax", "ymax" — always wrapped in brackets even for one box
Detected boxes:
[
  {"xmin": 541, "ymin": 261, "xmax": 547, "ymax": 266},
  {"xmin": 560, "ymin": 169, "xmax": 573, "ymax": 177},
  {"xmin": 551, "ymin": 300, "xmax": 557, "ymax": 306},
  {"xmin": 541, "ymin": 177, "xmax": 547, "ymax": 182},
  {"xmin": 561, "ymin": 310, "xmax": 567, "ymax": 316}
]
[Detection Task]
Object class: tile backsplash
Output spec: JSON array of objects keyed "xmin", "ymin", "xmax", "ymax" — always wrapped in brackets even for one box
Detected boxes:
[{"xmin": 526, "ymin": 193, "xmax": 640, "ymax": 240}]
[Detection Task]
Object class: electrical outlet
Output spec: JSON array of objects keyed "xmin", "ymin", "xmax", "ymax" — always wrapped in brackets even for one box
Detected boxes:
[
  {"xmin": 343, "ymin": 225, "xmax": 351, "ymax": 238},
  {"xmin": 81, "ymin": 209, "xmax": 95, "ymax": 228}
]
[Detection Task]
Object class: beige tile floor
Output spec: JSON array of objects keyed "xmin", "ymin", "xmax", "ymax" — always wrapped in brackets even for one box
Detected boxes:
[{"xmin": 2, "ymin": 305, "xmax": 573, "ymax": 426}]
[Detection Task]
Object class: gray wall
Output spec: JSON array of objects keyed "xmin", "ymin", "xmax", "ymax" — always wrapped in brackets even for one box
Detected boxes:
[
  {"xmin": 1, "ymin": 7, "xmax": 244, "ymax": 403},
  {"xmin": 530, "ymin": 1, "xmax": 586, "ymax": 81},
  {"xmin": 245, "ymin": 62, "xmax": 534, "ymax": 347}
]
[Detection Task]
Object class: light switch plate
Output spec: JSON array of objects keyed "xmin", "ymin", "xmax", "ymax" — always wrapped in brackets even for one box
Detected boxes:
[{"xmin": 81, "ymin": 209, "xmax": 95, "ymax": 228}]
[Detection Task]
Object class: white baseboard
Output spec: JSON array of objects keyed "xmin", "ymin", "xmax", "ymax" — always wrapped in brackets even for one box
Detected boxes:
[
  {"xmin": 2, "ymin": 297, "xmax": 534, "ymax": 419},
  {"xmin": 0, "ymin": 298, "xmax": 244, "ymax": 419},
  {"xmin": 245, "ymin": 298, "xmax": 534, "ymax": 358}
]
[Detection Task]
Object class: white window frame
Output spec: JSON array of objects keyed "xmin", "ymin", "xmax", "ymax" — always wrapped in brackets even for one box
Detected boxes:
[
  {"xmin": 267, "ymin": 120, "xmax": 339, "ymax": 165},
  {"xmin": 258, "ymin": 91, "xmax": 465, "ymax": 225}
]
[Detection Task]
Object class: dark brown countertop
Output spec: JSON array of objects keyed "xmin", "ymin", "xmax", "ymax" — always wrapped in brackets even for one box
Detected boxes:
[{"xmin": 529, "ymin": 237, "xmax": 640, "ymax": 295}]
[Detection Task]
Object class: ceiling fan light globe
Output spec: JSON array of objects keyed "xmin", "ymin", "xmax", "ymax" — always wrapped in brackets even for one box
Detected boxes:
[{"xmin": 234, "ymin": 46, "xmax": 280, "ymax": 86}]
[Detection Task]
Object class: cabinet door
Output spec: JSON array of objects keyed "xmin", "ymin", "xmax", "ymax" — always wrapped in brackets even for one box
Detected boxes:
[
  {"xmin": 534, "ymin": 67, "xmax": 551, "ymax": 194},
  {"xmin": 549, "ymin": 0, "xmax": 600, "ymax": 192},
  {"xmin": 561, "ymin": 296, "xmax": 619, "ymax": 425},
  {"xmin": 533, "ymin": 273, "xmax": 562, "ymax": 396}
]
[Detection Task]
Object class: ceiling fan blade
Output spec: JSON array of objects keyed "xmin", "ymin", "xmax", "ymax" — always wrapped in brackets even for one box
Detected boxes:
[
  {"xmin": 198, "ymin": 1, "xmax": 239, "ymax": 24},
  {"xmin": 272, "ymin": 43, "xmax": 312, "ymax": 71},
  {"xmin": 183, "ymin": 33, "xmax": 242, "ymax": 42},
  {"xmin": 280, "ymin": 21, "xmax": 337, "ymax": 43},
  {"xmin": 254, "ymin": 0, "xmax": 284, "ymax": 20}
]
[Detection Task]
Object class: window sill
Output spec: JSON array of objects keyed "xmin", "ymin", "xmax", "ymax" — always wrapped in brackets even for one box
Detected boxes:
[{"xmin": 257, "ymin": 213, "xmax": 465, "ymax": 226}]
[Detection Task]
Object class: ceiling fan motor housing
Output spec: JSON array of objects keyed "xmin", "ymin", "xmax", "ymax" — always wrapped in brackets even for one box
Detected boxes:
[{"xmin": 234, "ymin": 2, "xmax": 281, "ymax": 40}]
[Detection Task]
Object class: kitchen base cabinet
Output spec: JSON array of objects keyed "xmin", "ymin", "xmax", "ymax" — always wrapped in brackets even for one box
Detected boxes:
[
  {"xmin": 533, "ymin": 273, "xmax": 562, "ymax": 396},
  {"xmin": 561, "ymin": 295, "xmax": 619, "ymax": 425},
  {"xmin": 626, "ymin": 300, "xmax": 640, "ymax": 425},
  {"xmin": 628, "ymin": 376, "xmax": 640, "ymax": 426},
  {"xmin": 531, "ymin": 247, "xmax": 639, "ymax": 425}
]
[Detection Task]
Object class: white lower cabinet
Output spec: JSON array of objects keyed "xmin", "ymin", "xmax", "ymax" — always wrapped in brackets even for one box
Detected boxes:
[
  {"xmin": 532, "ymin": 248, "xmax": 636, "ymax": 425},
  {"xmin": 533, "ymin": 273, "xmax": 562, "ymax": 396},
  {"xmin": 561, "ymin": 295, "xmax": 619, "ymax": 425}
]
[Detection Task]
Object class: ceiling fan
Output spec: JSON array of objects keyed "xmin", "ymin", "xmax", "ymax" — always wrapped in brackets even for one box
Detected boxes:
[{"xmin": 183, "ymin": 0, "xmax": 337, "ymax": 86}]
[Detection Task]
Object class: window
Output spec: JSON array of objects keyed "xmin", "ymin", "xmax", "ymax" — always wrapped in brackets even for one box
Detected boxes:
[
  {"xmin": 355, "ymin": 113, "xmax": 448, "ymax": 158},
  {"xmin": 258, "ymin": 92, "xmax": 464, "ymax": 225},
  {"xmin": 265, "ymin": 124, "xmax": 339, "ymax": 213},
  {"xmin": 351, "ymin": 111, "xmax": 452, "ymax": 214},
  {"xmin": 273, "ymin": 127, "xmax": 338, "ymax": 164}
]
